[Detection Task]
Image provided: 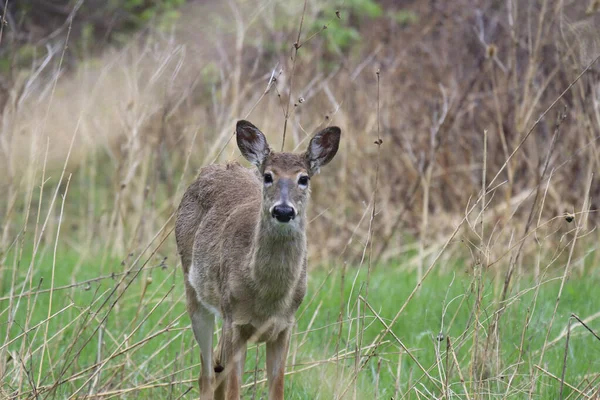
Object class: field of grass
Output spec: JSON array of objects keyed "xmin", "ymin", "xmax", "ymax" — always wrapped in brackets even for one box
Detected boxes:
[
  {"xmin": 2, "ymin": 237, "xmax": 599, "ymax": 398},
  {"xmin": 2, "ymin": 0, "xmax": 600, "ymax": 399}
]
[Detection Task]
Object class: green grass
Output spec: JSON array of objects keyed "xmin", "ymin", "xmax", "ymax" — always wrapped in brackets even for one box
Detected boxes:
[{"xmin": 2, "ymin": 242, "xmax": 599, "ymax": 399}]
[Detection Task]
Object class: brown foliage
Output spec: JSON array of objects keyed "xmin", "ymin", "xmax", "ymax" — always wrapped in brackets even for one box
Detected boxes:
[{"xmin": 1, "ymin": 0, "xmax": 599, "ymax": 269}]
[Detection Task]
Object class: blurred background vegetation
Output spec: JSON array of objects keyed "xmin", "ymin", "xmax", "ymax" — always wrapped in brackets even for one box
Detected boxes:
[
  {"xmin": 1, "ymin": 0, "xmax": 598, "ymax": 270},
  {"xmin": 1, "ymin": 0, "xmax": 600, "ymax": 397}
]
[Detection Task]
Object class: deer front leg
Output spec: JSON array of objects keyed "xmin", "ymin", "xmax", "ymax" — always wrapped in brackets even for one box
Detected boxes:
[
  {"xmin": 214, "ymin": 335, "xmax": 225, "ymax": 400},
  {"xmin": 266, "ymin": 327, "xmax": 291, "ymax": 400},
  {"xmin": 185, "ymin": 282, "xmax": 215, "ymax": 400},
  {"xmin": 216, "ymin": 321, "xmax": 247, "ymax": 400},
  {"xmin": 214, "ymin": 333, "xmax": 247, "ymax": 400},
  {"xmin": 190, "ymin": 309, "xmax": 215, "ymax": 399}
]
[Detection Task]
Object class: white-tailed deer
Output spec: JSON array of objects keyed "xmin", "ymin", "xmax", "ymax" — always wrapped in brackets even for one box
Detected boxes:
[{"xmin": 175, "ymin": 120, "xmax": 341, "ymax": 400}]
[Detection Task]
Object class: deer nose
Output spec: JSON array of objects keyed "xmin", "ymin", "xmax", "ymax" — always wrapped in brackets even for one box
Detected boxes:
[{"xmin": 272, "ymin": 205, "xmax": 295, "ymax": 223}]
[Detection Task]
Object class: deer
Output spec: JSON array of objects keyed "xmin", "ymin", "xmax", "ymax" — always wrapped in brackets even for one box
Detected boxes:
[{"xmin": 175, "ymin": 120, "xmax": 341, "ymax": 400}]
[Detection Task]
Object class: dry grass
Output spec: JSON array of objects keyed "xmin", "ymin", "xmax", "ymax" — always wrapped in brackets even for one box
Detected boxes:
[
  {"xmin": 2, "ymin": 0, "xmax": 598, "ymax": 267},
  {"xmin": 1, "ymin": 0, "xmax": 600, "ymax": 398}
]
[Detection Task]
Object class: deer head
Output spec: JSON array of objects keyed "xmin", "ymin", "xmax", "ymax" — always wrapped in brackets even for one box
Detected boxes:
[{"xmin": 236, "ymin": 120, "xmax": 341, "ymax": 230}]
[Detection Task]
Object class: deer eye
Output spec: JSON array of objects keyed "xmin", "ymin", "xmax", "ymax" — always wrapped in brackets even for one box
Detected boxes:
[
  {"xmin": 298, "ymin": 175, "xmax": 309, "ymax": 188},
  {"xmin": 263, "ymin": 173, "xmax": 273, "ymax": 185}
]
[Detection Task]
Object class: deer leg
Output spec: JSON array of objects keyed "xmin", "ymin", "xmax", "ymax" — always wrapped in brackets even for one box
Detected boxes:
[
  {"xmin": 214, "ymin": 334, "xmax": 225, "ymax": 400},
  {"xmin": 186, "ymin": 282, "xmax": 215, "ymax": 400},
  {"xmin": 266, "ymin": 327, "xmax": 291, "ymax": 400},
  {"xmin": 217, "ymin": 320, "xmax": 247, "ymax": 400}
]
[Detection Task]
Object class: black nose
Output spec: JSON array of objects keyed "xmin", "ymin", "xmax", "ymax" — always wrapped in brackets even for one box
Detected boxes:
[{"xmin": 272, "ymin": 205, "xmax": 295, "ymax": 223}]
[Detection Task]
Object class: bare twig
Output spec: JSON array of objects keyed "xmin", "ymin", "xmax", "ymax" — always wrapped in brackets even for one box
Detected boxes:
[
  {"xmin": 281, "ymin": 0, "xmax": 308, "ymax": 150},
  {"xmin": 559, "ymin": 315, "xmax": 573, "ymax": 400}
]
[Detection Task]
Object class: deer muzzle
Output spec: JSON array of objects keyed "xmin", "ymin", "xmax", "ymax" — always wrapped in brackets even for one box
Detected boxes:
[{"xmin": 271, "ymin": 204, "xmax": 296, "ymax": 223}]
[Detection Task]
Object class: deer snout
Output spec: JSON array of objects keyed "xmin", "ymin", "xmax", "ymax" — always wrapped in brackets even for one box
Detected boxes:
[{"xmin": 271, "ymin": 204, "xmax": 296, "ymax": 223}]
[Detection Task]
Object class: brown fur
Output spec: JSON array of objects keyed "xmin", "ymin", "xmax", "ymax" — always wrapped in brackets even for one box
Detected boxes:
[{"xmin": 175, "ymin": 120, "xmax": 340, "ymax": 399}]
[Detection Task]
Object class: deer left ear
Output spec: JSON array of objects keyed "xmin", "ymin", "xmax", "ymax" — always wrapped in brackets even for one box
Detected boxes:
[
  {"xmin": 305, "ymin": 126, "xmax": 341, "ymax": 175},
  {"xmin": 236, "ymin": 120, "xmax": 271, "ymax": 168}
]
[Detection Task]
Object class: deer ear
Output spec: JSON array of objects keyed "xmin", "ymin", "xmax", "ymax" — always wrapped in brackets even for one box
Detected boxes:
[
  {"xmin": 306, "ymin": 126, "xmax": 341, "ymax": 175},
  {"xmin": 236, "ymin": 120, "xmax": 270, "ymax": 167}
]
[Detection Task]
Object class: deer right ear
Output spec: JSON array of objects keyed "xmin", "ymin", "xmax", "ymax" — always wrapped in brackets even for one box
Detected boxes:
[
  {"xmin": 236, "ymin": 120, "xmax": 271, "ymax": 167},
  {"xmin": 306, "ymin": 126, "xmax": 341, "ymax": 175}
]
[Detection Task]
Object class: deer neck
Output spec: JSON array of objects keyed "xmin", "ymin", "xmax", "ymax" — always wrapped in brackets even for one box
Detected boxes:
[{"xmin": 250, "ymin": 213, "xmax": 306, "ymax": 295}]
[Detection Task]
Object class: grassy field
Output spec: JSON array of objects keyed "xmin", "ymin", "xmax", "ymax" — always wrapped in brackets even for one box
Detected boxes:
[
  {"xmin": 2, "ymin": 0, "xmax": 600, "ymax": 399},
  {"xmin": 2, "ymin": 238, "xmax": 599, "ymax": 398}
]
